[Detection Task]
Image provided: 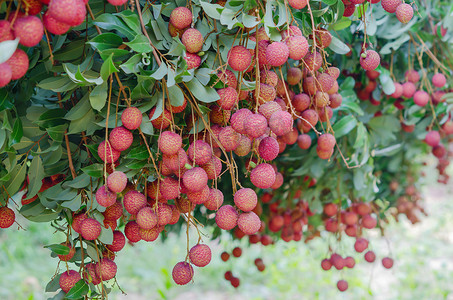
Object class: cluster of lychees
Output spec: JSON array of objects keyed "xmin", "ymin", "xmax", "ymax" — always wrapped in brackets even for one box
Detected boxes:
[{"xmin": 342, "ymin": 0, "xmax": 414, "ymax": 25}]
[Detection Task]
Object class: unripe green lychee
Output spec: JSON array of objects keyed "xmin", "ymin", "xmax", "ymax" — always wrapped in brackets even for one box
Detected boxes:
[
  {"xmin": 59, "ymin": 270, "xmax": 81, "ymax": 293},
  {"xmin": 172, "ymin": 261, "xmax": 194, "ymax": 285},
  {"xmin": 189, "ymin": 244, "xmax": 212, "ymax": 267},
  {"xmin": 80, "ymin": 218, "xmax": 102, "ymax": 240},
  {"xmin": 123, "ymin": 190, "xmax": 147, "ymax": 215}
]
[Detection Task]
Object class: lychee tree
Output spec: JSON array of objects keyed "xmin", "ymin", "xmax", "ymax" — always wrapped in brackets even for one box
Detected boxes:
[{"xmin": 0, "ymin": 0, "xmax": 452, "ymax": 298}]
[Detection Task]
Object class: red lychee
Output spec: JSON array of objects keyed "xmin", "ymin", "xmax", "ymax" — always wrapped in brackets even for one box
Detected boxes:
[
  {"xmin": 43, "ymin": 11, "xmax": 70, "ymax": 35},
  {"xmin": 227, "ymin": 45, "xmax": 252, "ymax": 72},
  {"xmin": 265, "ymin": 42, "xmax": 289, "ymax": 67},
  {"xmin": 432, "ymin": 73, "xmax": 446, "ymax": 88},
  {"xmin": 182, "ymin": 167, "xmax": 208, "ymax": 193},
  {"xmin": 124, "ymin": 221, "xmax": 141, "ymax": 243},
  {"xmin": 136, "ymin": 207, "xmax": 158, "ymax": 229},
  {"xmin": 204, "ymin": 188, "xmax": 224, "ymax": 210},
  {"xmin": 170, "ymin": 7, "xmax": 192, "ymax": 30},
  {"xmin": 0, "ymin": 20, "xmax": 14, "ymax": 42},
  {"xmin": 189, "ymin": 244, "xmax": 212, "ymax": 267},
  {"xmin": 106, "ymin": 171, "xmax": 127, "ymax": 194},
  {"xmin": 13, "ymin": 16, "xmax": 44, "ymax": 47},
  {"xmin": 83, "ymin": 263, "xmax": 101, "ymax": 285},
  {"xmin": 218, "ymin": 126, "xmax": 240, "ymax": 151},
  {"xmin": 405, "ymin": 70, "xmax": 420, "ymax": 83},
  {"xmin": 0, "ymin": 206, "xmax": 15, "ymax": 228},
  {"xmin": 139, "ymin": 226, "xmax": 161, "ymax": 242},
  {"xmin": 95, "ymin": 185, "xmax": 117, "ymax": 207},
  {"xmin": 217, "ymin": 87, "xmax": 238, "ymax": 110},
  {"xmin": 107, "ymin": 0, "xmax": 128, "ymax": 5},
  {"xmin": 6, "ymin": 49, "xmax": 29, "ymax": 80},
  {"xmin": 286, "ymin": 35, "xmax": 309, "ymax": 60},
  {"xmin": 354, "ymin": 237, "xmax": 369, "ymax": 253},
  {"xmin": 95, "ymin": 258, "xmax": 117, "ymax": 281},
  {"xmin": 123, "ymin": 190, "xmax": 147, "ymax": 215},
  {"xmin": 71, "ymin": 213, "xmax": 87, "ymax": 233},
  {"xmin": 184, "ymin": 53, "xmax": 201, "ymax": 69},
  {"xmin": 59, "ymin": 270, "xmax": 81, "ymax": 293},
  {"xmin": 425, "ymin": 130, "xmax": 440, "ymax": 147},
  {"xmin": 360, "ymin": 50, "xmax": 380, "ymax": 71},
  {"xmin": 106, "ymin": 230, "xmax": 126, "ymax": 252},
  {"xmin": 201, "ymin": 156, "xmax": 222, "ymax": 179},
  {"xmin": 337, "ymin": 279, "xmax": 348, "ymax": 292},
  {"xmin": 103, "ymin": 201, "xmax": 123, "ymax": 220},
  {"xmin": 57, "ymin": 243, "xmax": 75, "ymax": 261},
  {"xmin": 250, "ymin": 163, "xmax": 276, "ymax": 189},
  {"xmin": 381, "ymin": 0, "xmax": 401, "ymax": 13},
  {"xmin": 258, "ymin": 101, "xmax": 282, "ymax": 120},
  {"xmin": 172, "ymin": 261, "xmax": 194, "ymax": 285},
  {"xmin": 215, "ymin": 205, "xmax": 239, "ymax": 230},
  {"xmin": 402, "ymin": 82, "xmax": 416, "ymax": 98},
  {"xmin": 98, "ymin": 141, "xmax": 120, "ymax": 163},
  {"xmin": 48, "ymin": 0, "xmax": 86, "ymax": 27},
  {"xmin": 149, "ymin": 107, "xmax": 171, "ymax": 130},
  {"xmin": 297, "ymin": 134, "xmax": 312, "ymax": 150},
  {"xmin": 317, "ymin": 133, "xmax": 336, "ymax": 151},
  {"xmin": 181, "ymin": 28, "xmax": 203, "ymax": 53},
  {"xmin": 244, "ymin": 113, "xmax": 268, "ymax": 138},
  {"xmin": 187, "ymin": 185, "xmax": 210, "ymax": 205},
  {"xmin": 364, "ymin": 250, "xmax": 376, "ymax": 263},
  {"xmin": 160, "ymin": 177, "xmax": 181, "ymax": 201},
  {"xmin": 121, "ymin": 107, "xmax": 142, "ymax": 130},
  {"xmin": 158, "ymin": 131, "xmax": 182, "ymax": 156},
  {"xmin": 238, "ymin": 211, "xmax": 261, "ymax": 235},
  {"xmin": 188, "ymin": 140, "xmax": 212, "ymax": 165},
  {"xmin": 303, "ymin": 51, "xmax": 323, "ymax": 72},
  {"xmin": 258, "ymin": 137, "xmax": 279, "ymax": 161},
  {"xmin": 109, "ymin": 126, "xmax": 133, "ymax": 152},
  {"xmin": 269, "ymin": 111, "xmax": 293, "ymax": 136},
  {"xmin": 234, "ymin": 188, "xmax": 258, "ymax": 212},
  {"xmin": 382, "ymin": 257, "xmax": 394, "ymax": 269},
  {"xmin": 80, "ymin": 218, "xmax": 102, "ymax": 240},
  {"xmin": 396, "ymin": 3, "xmax": 413, "ymax": 24}
]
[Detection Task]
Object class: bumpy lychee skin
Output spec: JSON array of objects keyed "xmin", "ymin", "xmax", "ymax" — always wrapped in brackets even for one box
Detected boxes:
[
  {"xmin": 95, "ymin": 185, "xmax": 117, "ymax": 207},
  {"xmin": 57, "ymin": 243, "xmax": 75, "ymax": 261},
  {"xmin": 187, "ymin": 185, "xmax": 210, "ymax": 205},
  {"xmin": 109, "ymin": 126, "xmax": 133, "ymax": 152},
  {"xmin": 250, "ymin": 163, "xmax": 276, "ymax": 189},
  {"xmin": 258, "ymin": 137, "xmax": 279, "ymax": 161},
  {"xmin": 123, "ymin": 190, "xmax": 147, "ymax": 215},
  {"xmin": 169, "ymin": 205, "xmax": 181, "ymax": 224},
  {"xmin": 281, "ymin": 25, "xmax": 303, "ymax": 40},
  {"xmin": 288, "ymin": 0, "xmax": 307, "ymax": 9},
  {"xmin": 157, "ymin": 203, "xmax": 172, "ymax": 225},
  {"xmin": 183, "ymin": 167, "xmax": 208, "ymax": 193},
  {"xmin": 360, "ymin": 50, "xmax": 380, "ymax": 71},
  {"xmin": 432, "ymin": 73, "xmax": 446, "ymax": 88},
  {"xmin": 234, "ymin": 135, "xmax": 252, "ymax": 156},
  {"xmin": 160, "ymin": 177, "xmax": 181, "ymax": 201},
  {"xmin": 184, "ymin": 53, "xmax": 201, "ymax": 70},
  {"xmin": 106, "ymin": 171, "xmax": 127, "ymax": 194},
  {"xmin": 219, "ymin": 126, "xmax": 241, "ymax": 151},
  {"xmin": 402, "ymin": 82, "xmax": 416, "ymax": 98},
  {"xmin": 269, "ymin": 111, "xmax": 294, "ymax": 136},
  {"xmin": 121, "ymin": 107, "xmax": 142, "ymax": 130},
  {"xmin": 287, "ymin": 67, "xmax": 302, "ymax": 86},
  {"xmin": 158, "ymin": 131, "xmax": 182, "ymax": 156},
  {"xmin": 13, "ymin": 16, "xmax": 44, "ymax": 47},
  {"xmin": 95, "ymin": 258, "xmax": 117, "ymax": 281},
  {"xmin": 71, "ymin": 213, "xmax": 87, "ymax": 233},
  {"xmin": 43, "ymin": 11, "xmax": 70, "ymax": 35},
  {"xmin": 0, "ymin": 20, "xmax": 14, "ymax": 42},
  {"xmin": 396, "ymin": 3, "xmax": 414, "ymax": 24},
  {"xmin": 215, "ymin": 205, "xmax": 239, "ymax": 230},
  {"xmin": 244, "ymin": 113, "xmax": 268, "ymax": 138},
  {"xmin": 149, "ymin": 107, "xmax": 171, "ymax": 130},
  {"xmin": 80, "ymin": 218, "xmax": 102, "ymax": 241},
  {"xmin": 6, "ymin": 49, "xmax": 29, "ymax": 80},
  {"xmin": 271, "ymin": 172, "xmax": 283, "ymax": 189},
  {"xmin": 234, "ymin": 188, "xmax": 258, "ymax": 212},
  {"xmin": 189, "ymin": 244, "xmax": 212, "ymax": 267},
  {"xmin": 218, "ymin": 69, "xmax": 238, "ymax": 89},
  {"xmin": 217, "ymin": 87, "xmax": 238, "ymax": 110},
  {"xmin": 59, "ymin": 270, "xmax": 81, "ymax": 293},
  {"xmin": 170, "ymin": 7, "xmax": 192, "ymax": 30},
  {"xmin": 106, "ymin": 230, "xmax": 126, "ymax": 252},
  {"xmin": 391, "ymin": 82, "xmax": 403, "ymax": 98},
  {"xmin": 0, "ymin": 206, "xmax": 15, "ymax": 228},
  {"xmin": 139, "ymin": 226, "xmax": 160, "ymax": 242},
  {"xmin": 181, "ymin": 28, "xmax": 203, "ymax": 53},
  {"xmin": 266, "ymin": 42, "xmax": 289, "ymax": 67},
  {"xmin": 83, "ymin": 263, "xmax": 101, "ymax": 285},
  {"xmin": 381, "ymin": 0, "xmax": 401, "ymax": 13},
  {"xmin": 172, "ymin": 262, "xmax": 194, "ymax": 285},
  {"xmin": 413, "ymin": 90, "xmax": 430, "ymax": 106},
  {"xmin": 201, "ymin": 156, "xmax": 222, "ymax": 179},
  {"xmin": 286, "ymin": 35, "xmax": 309, "ymax": 60},
  {"xmin": 107, "ymin": 0, "xmax": 128, "ymax": 5},
  {"xmin": 124, "ymin": 221, "xmax": 141, "ymax": 243},
  {"xmin": 238, "ymin": 211, "xmax": 261, "ymax": 235},
  {"xmin": 254, "ymin": 83, "xmax": 277, "ymax": 104},
  {"xmin": 231, "ymin": 108, "xmax": 253, "ymax": 134},
  {"xmin": 188, "ymin": 140, "xmax": 212, "ymax": 165},
  {"xmin": 48, "ymin": 0, "xmax": 86, "ymax": 27},
  {"xmin": 425, "ymin": 130, "xmax": 440, "ymax": 147},
  {"xmin": 98, "ymin": 141, "xmax": 120, "ymax": 163},
  {"xmin": 136, "ymin": 207, "xmax": 158, "ymax": 229},
  {"xmin": 103, "ymin": 201, "xmax": 123, "ymax": 220},
  {"xmin": 317, "ymin": 133, "xmax": 336, "ymax": 151},
  {"xmin": 303, "ymin": 51, "xmax": 323, "ymax": 72},
  {"xmin": 204, "ymin": 188, "xmax": 224, "ymax": 210},
  {"xmin": 259, "ymin": 101, "xmax": 282, "ymax": 120},
  {"xmin": 227, "ymin": 45, "xmax": 252, "ymax": 72}
]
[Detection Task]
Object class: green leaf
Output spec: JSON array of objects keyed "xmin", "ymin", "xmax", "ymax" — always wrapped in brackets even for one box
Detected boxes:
[
  {"xmin": 116, "ymin": 10, "xmax": 141, "ymax": 34},
  {"xmin": 185, "ymin": 77, "xmax": 220, "ymax": 103},
  {"xmin": 37, "ymin": 77, "xmax": 78, "ymax": 92},
  {"xmin": 88, "ymin": 33, "xmax": 123, "ymax": 52},
  {"xmin": 5, "ymin": 162, "xmax": 27, "ymax": 197},
  {"xmin": 47, "ymin": 124, "xmax": 67, "ymax": 143},
  {"xmin": 0, "ymin": 38, "xmax": 19, "ymax": 64},
  {"xmin": 127, "ymin": 145, "xmax": 149, "ymax": 160},
  {"xmin": 64, "ymin": 173, "xmax": 91, "ymax": 189},
  {"xmin": 331, "ymin": 17, "xmax": 352, "ymax": 31},
  {"xmin": 82, "ymin": 164, "xmax": 103, "ymax": 178},
  {"xmin": 379, "ymin": 68, "xmax": 396, "ymax": 95},
  {"xmin": 332, "ymin": 115, "xmax": 357, "ymax": 138},
  {"xmin": 65, "ymin": 280, "xmax": 89, "ymax": 299},
  {"xmin": 44, "ymin": 244, "xmax": 70, "ymax": 255},
  {"xmin": 199, "ymin": 1, "xmax": 223, "ymax": 19},
  {"xmin": 100, "ymin": 54, "xmax": 119, "ymax": 80},
  {"xmin": 26, "ymin": 156, "xmax": 45, "ymax": 200},
  {"xmin": 98, "ymin": 226, "xmax": 114, "ymax": 244},
  {"xmin": 9, "ymin": 118, "xmax": 23, "ymax": 146},
  {"xmin": 90, "ymin": 82, "xmax": 108, "ymax": 111},
  {"xmin": 167, "ymin": 85, "xmax": 184, "ymax": 107},
  {"xmin": 124, "ymin": 35, "xmax": 152, "ymax": 53},
  {"xmin": 328, "ymin": 35, "xmax": 350, "ymax": 55},
  {"xmin": 37, "ymin": 109, "xmax": 67, "ymax": 129},
  {"xmin": 151, "ymin": 63, "xmax": 168, "ymax": 80},
  {"xmin": 94, "ymin": 14, "xmax": 136, "ymax": 41}
]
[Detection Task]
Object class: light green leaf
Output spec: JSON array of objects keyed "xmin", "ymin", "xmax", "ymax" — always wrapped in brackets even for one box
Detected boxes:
[{"xmin": 90, "ymin": 82, "xmax": 108, "ymax": 111}]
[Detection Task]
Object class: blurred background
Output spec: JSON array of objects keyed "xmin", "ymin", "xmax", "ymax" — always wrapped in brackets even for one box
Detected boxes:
[{"xmin": 1, "ymin": 158, "xmax": 452, "ymax": 300}]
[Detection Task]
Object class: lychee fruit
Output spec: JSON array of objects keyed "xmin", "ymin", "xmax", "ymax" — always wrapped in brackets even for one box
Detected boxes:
[
  {"xmin": 182, "ymin": 167, "xmax": 208, "ymax": 192},
  {"xmin": 139, "ymin": 226, "xmax": 161, "ymax": 242},
  {"xmin": 254, "ymin": 83, "xmax": 277, "ymax": 104},
  {"xmin": 136, "ymin": 207, "xmax": 158, "ymax": 229},
  {"xmin": 227, "ymin": 45, "xmax": 252, "ymax": 72},
  {"xmin": 217, "ymin": 87, "xmax": 238, "ymax": 110},
  {"xmin": 107, "ymin": 0, "xmax": 129, "ymax": 5},
  {"xmin": 168, "ymin": 205, "xmax": 180, "ymax": 225},
  {"xmin": 413, "ymin": 90, "xmax": 430, "ymax": 106},
  {"xmin": 123, "ymin": 190, "xmax": 147, "ymax": 215},
  {"xmin": 337, "ymin": 279, "xmax": 348, "ymax": 292},
  {"xmin": 238, "ymin": 211, "xmax": 261, "ymax": 235},
  {"xmin": 0, "ymin": 20, "xmax": 14, "ymax": 42},
  {"xmin": 343, "ymin": 4, "xmax": 356, "ymax": 16},
  {"xmin": 149, "ymin": 107, "xmax": 171, "ymax": 130},
  {"xmin": 201, "ymin": 156, "xmax": 222, "ymax": 179},
  {"xmin": 43, "ymin": 11, "xmax": 70, "ymax": 35},
  {"xmin": 80, "ymin": 218, "xmax": 102, "ymax": 240},
  {"xmin": 188, "ymin": 140, "xmax": 212, "ymax": 165},
  {"xmin": 124, "ymin": 221, "xmax": 141, "ymax": 242},
  {"xmin": 396, "ymin": 3, "xmax": 414, "ymax": 24},
  {"xmin": 317, "ymin": 133, "xmax": 336, "ymax": 151},
  {"xmin": 269, "ymin": 111, "xmax": 293, "ymax": 136},
  {"xmin": 121, "ymin": 107, "xmax": 142, "ymax": 130},
  {"xmin": 103, "ymin": 201, "xmax": 123, "ymax": 220},
  {"xmin": 218, "ymin": 126, "xmax": 240, "ymax": 151},
  {"xmin": 405, "ymin": 70, "xmax": 420, "ymax": 83},
  {"xmin": 98, "ymin": 140, "xmax": 120, "ymax": 163},
  {"xmin": 172, "ymin": 261, "xmax": 194, "ymax": 285},
  {"xmin": 71, "ymin": 213, "xmax": 87, "ymax": 233},
  {"xmin": 6, "ymin": 49, "xmax": 29, "ymax": 80},
  {"xmin": 109, "ymin": 126, "xmax": 133, "ymax": 152},
  {"xmin": 250, "ymin": 163, "xmax": 276, "ymax": 189},
  {"xmin": 163, "ymin": 148, "xmax": 188, "ymax": 174},
  {"xmin": 360, "ymin": 50, "xmax": 380, "ymax": 71},
  {"xmin": 234, "ymin": 188, "xmax": 258, "ymax": 212},
  {"xmin": 364, "ymin": 250, "xmax": 376, "ymax": 262},
  {"xmin": 402, "ymin": 82, "xmax": 416, "ymax": 98},
  {"xmin": 157, "ymin": 203, "xmax": 172, "ymax": 225},
  {"xmin": 48, "ymin": 0, "xmax": 86, "ymax": 27},
  {"xmin": 181, "ymin": 28, "xmax": 203, "ymax": 53},
  {"xmin": 158, "ymin": 131, "xmax": 182, "ymax": 156},
  {"xmin": 189, "ymin": 244, "xmax": 212, "ymax": 267},
  {"xmin": 287, "ymin": 67, "xmax": 302, "ymax": 86},
  {"xmin": 106, "ymin": 171, "xmax": 127, "ymax": 194},
  {"xmin": 160, "ymin": 177, "xmax": 181, "ymax": 201},
  {"xmin": 258, "ymin": 137, "xmax": 279, "ymax": 161},
  {"xmin": 106, "ymin": 230, "xmax": 126, "ymax": 252},
  {"xmin": 83, "ymin": 263, "xmax": 101, "ymax": 285},
  {"xmin": 234, "ymin": 135, "xmax": 252, "ymax": 156},
  {"xmin": 382, "ymin": 257, "xmax": 394, "ymax": 269},
  {"xmin": 57, "ymin": 243, "xmax": 75, "ymax": 261},
  {"xmin": 0, "ymin": 206, "xmax": 15, "ymax": 228},
  {"xmin": 266, "ymin": 42, "xmax": 289, "ymax": 67},
  {"xmin": 354, "ymin": 237, "xmax": 369, "ymax": 253},
  {"xmin": 303, "ymin": 51, "xmax": 323, "ymax": 72},
  {"xmin": 204, "ymin": 188, "xmax": 224, "ymax": 210},
  {"xmin": 215, "ymin": 205, "xmax": 239, "ymax": 230},
  {"xmin": 244, "ymin": 113, "xmax": 268, "ymax": 138},
  {"xmin": 13, "ymin": 16, "xmax": 44, "ymax": 47},
  {"xmin": 95, "ymin": 258, "xmax": 117, "ymax": 281},
  {"xmin": 432, "ymin": 73, "xmax": 446, "ymax": 88},
  {"xmin": 59, "ymin": 270, "xmax": 81, "ymax": 293},
  {"xmin": 297, "ymin": 134, "xmax": 311, "ymax": 150},
  {"xmin": 258, "ymin": 101, "xmax": 282, "ymax": 120},
  {"xmin": 425, "ymin": 130, "xmax": 440, "ymax": 147},
  {"xmin": 218, "ymin": 69, "xmax": 238, "ymax": 88},
  {"xmin": 381, "ymin": 0, "xmax": 401, "ymax": 13},
  {"xmin": 187, "ymin": 185, "xmax": 210, "ymax": 205},
  {"xmin": 170, "ymin": 7, "xmax": 192, "ymax": 30},
  {"xmin": 95, "ymin": 185, "xmax": 117, "ymax": 207},
  {"xmin": 271, "ymin": 172, "xmax": 283, "ymax": 189},
  {"xmin": 184, "ymin": 53, "xmax": 201, "ymax": 69},
  {"xmin": 286, "ymin": 35, "xmax": 309, "ymax": 60}
]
